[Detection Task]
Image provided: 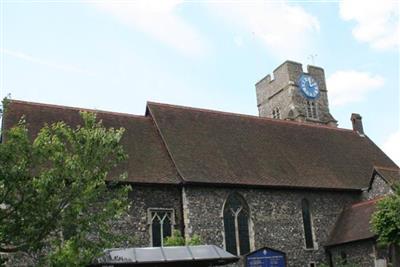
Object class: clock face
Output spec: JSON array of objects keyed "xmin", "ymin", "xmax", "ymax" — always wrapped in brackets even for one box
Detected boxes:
[{"xmin": 297, "ymin": 74, "xmax": 320, "ymax": 99}]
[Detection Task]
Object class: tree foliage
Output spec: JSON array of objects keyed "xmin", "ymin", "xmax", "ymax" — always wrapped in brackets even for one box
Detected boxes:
[
  {"xmin": 163, "ymin": 230, "xmax": 202, "ymax": 247},
  {"xmin": 371, "ymin": 185, "xmax": 400, "ymax": 247},
  {"xmin": 0, "ymin": 111, "xmax": 132, "ymax": 266}
]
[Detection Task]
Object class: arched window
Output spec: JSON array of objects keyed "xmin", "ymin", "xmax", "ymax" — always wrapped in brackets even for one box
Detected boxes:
[
  {"xmin": 272, "ymin": 107, "xmax": 281, "ymax": 119},
  {"xmin": 149, "ymin": 209, "xmax": 174, "ymax": 247},
  {"xmin": 223, "ymin": 193, "xmax": 250, "ymax": 255},
  {"xmin": 305, "ymin": 101, "xmax": 318, "ymax": 119},
  {"xmin": 301, "ymin": 199, "xmax": 315, "ymax": 249}
]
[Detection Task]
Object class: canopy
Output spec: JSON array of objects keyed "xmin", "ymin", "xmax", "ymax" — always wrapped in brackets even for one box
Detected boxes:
[{"xmin": 91, "ymin": 245, "xmax": 239, "ymax": 267}]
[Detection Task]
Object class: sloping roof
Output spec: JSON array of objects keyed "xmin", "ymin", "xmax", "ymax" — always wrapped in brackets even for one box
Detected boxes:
[
  {"xmin": 2, "ymin": 100, "xmax": 398, "ymax": 189},
  {"xmin": 373, "ymin": 166, "xmax": 400, "ymax": 187},
  {"xmin": 2, "ymin": 100, "xmax": 181, "ymax": 184},
  {"xmin": 91, "ymin": 245, "xmax": 238, "ymax": 266},
  {"xmin": 146, "ymin": 102, "xmax": 398, "ymax": 190},
  {"xmin": 325, "ymin": 198, "xmax": 379, "ymax": 246}
]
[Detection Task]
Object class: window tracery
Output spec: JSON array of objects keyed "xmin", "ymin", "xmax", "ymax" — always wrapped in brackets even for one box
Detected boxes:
[
  {"xmin": 223, "ymin": 193, "xmax": 250, "ymax": 255},
  {"xmin": 148, "ymin": 209, "xmax": 174, "ymax": 247}
]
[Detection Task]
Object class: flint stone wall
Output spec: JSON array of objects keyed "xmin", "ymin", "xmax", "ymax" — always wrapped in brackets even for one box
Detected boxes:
[
  {"xmin": 328, "ymin": 239, "xmax": 376, "ymax": 266},
  {"xmin": 113, "ymin": 184, "xmax": 183, "ymax": 247},
  {"xmin": 182, "ymin": 186, "xmax": 360, "ymax": 266},
  {"xmin": 362, "ymin": 173, "xmax": 393, "ymax": 201}
]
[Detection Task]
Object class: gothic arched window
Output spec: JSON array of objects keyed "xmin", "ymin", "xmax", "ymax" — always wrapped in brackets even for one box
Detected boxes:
[
  {"xmin": 305, "ymin": 100, "xmax": 318, "ymax": 119},
  {"xmin": 272, "ymin": 107, "xmax": 281, "ymax": 119},
  {"xmin": 223, "ymin": 193, "xmax": 250, "ymax": 255},
  {"xmin": 149, "ymin": 209, "xmax": 174, "ymax": 247},
  {"xmin": 301, "ymin": 199, "xmax": 315, "ymax": 249}
]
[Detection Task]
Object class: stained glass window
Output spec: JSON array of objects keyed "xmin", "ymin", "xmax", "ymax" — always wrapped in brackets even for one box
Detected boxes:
[
  {"xmin": 223, "ymin": 193, "xmax": 250, "ymax": 255},
  {"xmin": 149, "ymin": 209, "xmax": 174, "ymax": 247},
  {"xmin": 301, "ymin": 199, "xmax": 315, "ymax": 249}
]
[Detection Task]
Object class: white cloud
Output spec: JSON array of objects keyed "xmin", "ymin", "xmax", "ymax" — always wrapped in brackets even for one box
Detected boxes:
[
  {"xmin": 0, "ymin": 48, "xmax": 94, "ymax": 75},
  {"xmin": 92, "ymin": 0, "xmax": 207, "ymax": 57},
  {"xmin": 382, "ymin": 130, "xmax": 400, "ymax": 165},
  {"xmin": 339, "ymin": 0, "xmax": 400, "ymax": 50},
  {"xmin": 207, "ymin": 1, "xmax": 319, "ymax": 58},
  {"xmin": 327, "ymin": 70, "xmax": 384, "ymax": 106}
]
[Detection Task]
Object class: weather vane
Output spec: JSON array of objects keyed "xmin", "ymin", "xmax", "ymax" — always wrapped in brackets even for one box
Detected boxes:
[{"xmin": 307, "ymin": 54, "xmax": 318, "ymax": 65}]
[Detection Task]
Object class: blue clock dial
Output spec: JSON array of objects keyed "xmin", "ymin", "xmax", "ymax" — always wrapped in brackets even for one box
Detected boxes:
[{"xmin": 297, "ymin": 74, "xmax": 320, "ymax": 100}]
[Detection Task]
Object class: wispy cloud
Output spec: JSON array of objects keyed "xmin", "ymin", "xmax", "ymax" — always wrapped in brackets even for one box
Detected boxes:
[
  {"xmin": 91, "ymin": 0, "xmax": 208, "ymax": 57},
  {"xmin": 0, "ymin": 48, "xmax": 95, "ymax": 75},
  {"xmin": 327, "ymin": 70, "xmax": 384, "ymax": 106},
  {"xmin": 339, "ymin": 0, "xmax": 399, "ymax": 50},
  {"xmin": 206, "ymin": 0, "xmax": 319, "ymax": 59}
]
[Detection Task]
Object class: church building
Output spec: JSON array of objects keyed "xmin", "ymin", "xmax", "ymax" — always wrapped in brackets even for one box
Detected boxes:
[{"xmin": 2, "ymin": 61, "xmax": 399, "ymax": 266}]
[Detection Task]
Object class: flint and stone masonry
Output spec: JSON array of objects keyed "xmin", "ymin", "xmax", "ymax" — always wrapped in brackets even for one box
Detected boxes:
[{"xmin": 181, "ymin": 186, "xmax": 359, "ymax": 266}]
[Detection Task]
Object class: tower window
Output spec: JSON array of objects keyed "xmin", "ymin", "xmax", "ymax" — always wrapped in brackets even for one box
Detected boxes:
[
  {"xmin": 148, "ymin": 208, "xmax": 174, "ymax": 247},
  {"xmin": 301, "ymin": 199, "xmax": 315, "ymax": 249},
  {"xmin": 306, "ymin": 101, "xmax": 318, "ymax": 119},
  {"xmin": 272, "ymin": 107, "xmax": 281, "ymax": 119},
  {"xmin": 223, "ymin": 193, "xmax": 251, "ymax": 256}
]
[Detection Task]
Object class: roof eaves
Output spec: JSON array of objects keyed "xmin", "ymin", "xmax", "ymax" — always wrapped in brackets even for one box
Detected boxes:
[
  {"xmin": 183, "ymin": 181, "xmax": 363, "ymax": 192},
  {"xmin": 325, "ymin": 236, "xmax": 375, "ymax": 248}
]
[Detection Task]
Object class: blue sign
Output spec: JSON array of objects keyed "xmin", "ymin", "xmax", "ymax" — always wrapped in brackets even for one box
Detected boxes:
[{"xmin": 246, "ymin": 247, "xmax": 286, "ymax": 267}]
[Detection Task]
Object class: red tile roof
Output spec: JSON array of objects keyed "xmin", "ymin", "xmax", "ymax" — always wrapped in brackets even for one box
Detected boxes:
[
  {"xmin": 325, "ymin": 198, "xmax": 381, "ymax": 246},
  {"xmin": 2, "ymin": 100, "xmax": 398, "ymax": 189}
]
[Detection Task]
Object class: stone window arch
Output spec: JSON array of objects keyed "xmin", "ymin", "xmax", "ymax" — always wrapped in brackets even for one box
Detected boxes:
[
  {"xmin": 301, "ymin": 199, "xmax": 316, "ymax": 249},
  {"xmin": 223, "ymin": 193, "xmax": 251, "ymax": 255},
  {"xmin": 305, "ymin": 100, "xmax": 318, "ymax": 119},
  {"xmin": 272, "ymin": 107, "xmax": 281, "ymax": 119},
  {"xmin": 148, "ymin": 208, "xmax": 174, "ymax": 247}
]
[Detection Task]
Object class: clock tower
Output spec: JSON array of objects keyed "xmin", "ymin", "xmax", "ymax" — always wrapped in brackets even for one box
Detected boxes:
[{"xmin": 255, "ymin": 60, "xmax": 337, "ymax": 127}]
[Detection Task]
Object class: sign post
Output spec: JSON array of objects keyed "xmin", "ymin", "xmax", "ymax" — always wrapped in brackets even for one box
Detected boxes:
[{"xmin": 246, "ymin": 247, "xmax": 286, "ymax": 267}]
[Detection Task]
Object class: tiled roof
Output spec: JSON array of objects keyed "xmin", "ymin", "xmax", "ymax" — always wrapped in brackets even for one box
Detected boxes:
[
  {"xmin": 146, "ymin": 102, "xmax": 398, "ymax": 190},
  {"xmin": 2, "ymin": 100, "xmax": 398, "ymax": 189},
  {"xmin": 2, "ymin": 100, "xmax": 181, "ymax": 184},
  {"xmin": 325, "ymin": 198, "xmax": 380, "ymax": 246}
]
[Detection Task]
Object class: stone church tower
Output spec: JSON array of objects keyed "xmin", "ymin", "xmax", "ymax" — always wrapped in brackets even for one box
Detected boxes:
[{"xmin": 256, "ymin": 60, "xmax": 337, "ymax": 127}]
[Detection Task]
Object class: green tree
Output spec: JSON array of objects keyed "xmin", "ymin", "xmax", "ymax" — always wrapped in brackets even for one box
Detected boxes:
[
  {"xmin": 371, "ymin": 185, "xmax": 400, "ymax": 247},
  {"xmin": 0, "ymin": 109, "xmax": 132, "ymax": 266}
]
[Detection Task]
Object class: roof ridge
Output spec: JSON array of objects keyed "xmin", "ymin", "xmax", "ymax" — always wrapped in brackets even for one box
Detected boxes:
[
  {"xmin": 147, "ymin": 101, "xmax": 356, "ymax": 133},
  {"xmin": 9, "ymin": 99, "xmax": 147, "ymax": 119},
  {"xmin": 146, "ymin": 104, "xmax": 187, "ymax": 183}
]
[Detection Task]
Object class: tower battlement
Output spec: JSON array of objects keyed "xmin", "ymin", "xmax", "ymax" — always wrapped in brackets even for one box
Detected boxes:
[{"xmin": 255, "ymin": 60, "xmax": 337, "ymax": 127}]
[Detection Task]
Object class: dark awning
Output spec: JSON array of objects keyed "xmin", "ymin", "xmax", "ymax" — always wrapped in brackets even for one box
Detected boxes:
[{"xmin": 90, "ymin": 245, "xmax": 239, "ymax": 267}]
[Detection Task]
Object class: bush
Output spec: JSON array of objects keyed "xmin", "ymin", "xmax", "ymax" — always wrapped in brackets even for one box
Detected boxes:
[{"xmin": 163, "ymin": 230, "xmax": 202, "ymax": 246}]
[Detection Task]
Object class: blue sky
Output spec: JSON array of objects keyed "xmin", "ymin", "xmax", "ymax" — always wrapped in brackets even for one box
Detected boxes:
[{"xmin": 1, "ymin": 0, "xmax": 399, "ymax": 164}]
